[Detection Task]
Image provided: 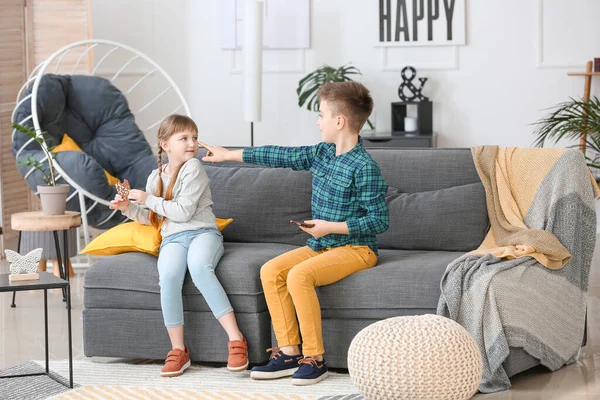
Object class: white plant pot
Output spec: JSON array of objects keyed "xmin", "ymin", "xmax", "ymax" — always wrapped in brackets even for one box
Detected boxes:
[{"xmin": 37, "ymin": 184, "xmax": 70, "ymax": 215}]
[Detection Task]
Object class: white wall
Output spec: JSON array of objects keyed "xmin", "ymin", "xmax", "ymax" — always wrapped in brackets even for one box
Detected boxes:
[{"xmin": 92, "ymin": 0, "xmax": 600, "ymax": 148}]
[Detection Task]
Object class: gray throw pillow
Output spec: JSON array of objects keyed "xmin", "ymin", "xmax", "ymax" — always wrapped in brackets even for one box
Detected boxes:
[
  {"xmin": 205, "ymin": 164, "xmax": 313, "ymax": 246},
  {"xmin": 377, "ymin": 182, "xmax": 489, "ymax": 251}
]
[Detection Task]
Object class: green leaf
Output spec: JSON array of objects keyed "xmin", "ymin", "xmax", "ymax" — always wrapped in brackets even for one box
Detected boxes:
[
  {"xmin": 297, "ymin": 70, "xmax": 320, "ymax": 92},
  {"xmin": 532, "ymin": 97, "xmax": 600, "ymax": 148},
  {"xmin": 307, "ymin": 95, "xmax": 319, "ymax": 112},
  {"xmin": 298, "ymin": 85, "xmax": 320, "ymax": 108},
  {"xmin": 296, "ymin": 63, "xmax": 364, "ymax": 114},
  {"xmin": 13, "ymin": 123, "xmax": 57, "ymax": 185}
]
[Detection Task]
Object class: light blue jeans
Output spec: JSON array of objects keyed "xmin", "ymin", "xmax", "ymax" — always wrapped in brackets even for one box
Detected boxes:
[{"xmin": 157, "ymin": 228, "xmax": 232, "ymax": 328}]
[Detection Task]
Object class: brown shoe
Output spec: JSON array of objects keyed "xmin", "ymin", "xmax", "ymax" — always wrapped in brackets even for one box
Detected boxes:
[
  {"xmin": 161, "ymin": 346, "xmax": 191, "ymax": 377},
  {"xmin": 227, "ymin": 338, "xmax": 249, "ymax": 372}
]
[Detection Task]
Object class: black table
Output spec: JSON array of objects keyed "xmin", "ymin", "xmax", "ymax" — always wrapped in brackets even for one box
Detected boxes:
[
  {"xmin": 10, "ymin": 211, "xmax": 81, "ymax": 307},
  {"xmin": 0, "ymin": 273, "xmax": 73, "ymax": 388},
  {"xmin": 362, "ymin": 133, "xmax": 435, "ymax": 148}
]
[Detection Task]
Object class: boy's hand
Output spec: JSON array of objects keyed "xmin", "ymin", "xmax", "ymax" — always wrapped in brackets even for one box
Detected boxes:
[
  {"xmin": 298, "ymin": 220, "xmax": 331, "ymax": 238},
  {"xmin": 199, "ymin": 142, "xmax": 227, "ymax": 163},
  {"xmin": 128, "ymin": 189, "xmax": 149, "ymax": 205},
  {"xmin": 200, "ymin": 142, "xmax": 244, "ymax": 163},
  {"xmin": 110, "ymin": 194, "xmax": 130, "ymax": 211}
]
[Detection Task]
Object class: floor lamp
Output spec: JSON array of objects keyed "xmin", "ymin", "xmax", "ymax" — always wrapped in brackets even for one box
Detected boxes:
[{"xmin": 243, "ymin": 0, "xmax": 263, "ymax": 147}]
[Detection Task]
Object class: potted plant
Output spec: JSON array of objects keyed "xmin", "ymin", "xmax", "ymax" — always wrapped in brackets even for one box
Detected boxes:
[
  {"xmin": 12, "ymin": 123, "xmax": 70, "ymax": 215},
  {"xmin": 297, "ymin": 63, "xmax": 375, "ymax": 131},
  {"xmin": 532, "ymin": 97, "xmax": 600, "ymax": 183}
]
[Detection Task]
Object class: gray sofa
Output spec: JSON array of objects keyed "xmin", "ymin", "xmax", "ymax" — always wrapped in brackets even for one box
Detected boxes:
[{"xmin": 83, "ymin": 148, "xmax": 572, "ymax": 376}]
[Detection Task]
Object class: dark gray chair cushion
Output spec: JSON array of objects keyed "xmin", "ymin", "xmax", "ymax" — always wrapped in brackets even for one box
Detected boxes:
[
  {"xmin": 12, "ymin": 74, "xmax": 156, "ymax": 228},
  {"xmin": 378, "ymin": 182, "xmax": 490, "ymax": 251},
  {"xmin": 84, "ymin": 242, "xmax": 299, "ymax": 314},
  {"xmin": 205, "ymin": 163, "xmax": 313, "ymax": 246}
]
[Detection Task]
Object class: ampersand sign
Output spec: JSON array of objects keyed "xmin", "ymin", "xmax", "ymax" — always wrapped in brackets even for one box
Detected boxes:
[{"xmin": 398, "ymin": 66, "xmax": 429, "ymax": 102}]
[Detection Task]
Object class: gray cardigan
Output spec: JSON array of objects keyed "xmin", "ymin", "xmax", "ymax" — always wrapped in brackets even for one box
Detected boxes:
[{"xmin": 122, "ymin": 158, "xmax": 218, "ymax": 237}]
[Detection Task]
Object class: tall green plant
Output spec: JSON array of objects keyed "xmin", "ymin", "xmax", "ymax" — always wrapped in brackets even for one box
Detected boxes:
[
  {"xmin": 297, "ymin": 64, "xmax": 374, "ymax": 130},
  {"xmin": 532, "ymin": 97, "xmax": 600, "ymax": 181},
  {"xmin": 12, "ymin": 123, "xmax": 58, "ymax": 186}
]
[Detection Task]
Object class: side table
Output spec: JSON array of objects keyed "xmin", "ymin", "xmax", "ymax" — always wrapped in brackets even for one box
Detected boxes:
[
  {"xmin": 10, "ymin": 212, "xmax": 81, "ymax": 307},
  {"xmin": 0, "ymin": 273, "xmax": 73, "ymax": 388},
  {"xmin": 362, "ymin": 133, "xmax": 435, "ymax": 148}
]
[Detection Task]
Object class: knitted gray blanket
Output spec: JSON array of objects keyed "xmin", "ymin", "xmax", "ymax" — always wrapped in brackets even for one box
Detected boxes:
[{"xmin": 437, "ymin": 147, "xmax": 598, "ymax": 392}]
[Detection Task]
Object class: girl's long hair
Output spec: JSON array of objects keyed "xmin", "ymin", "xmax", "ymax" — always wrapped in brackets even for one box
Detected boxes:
[{"xmin": 149, "ymin": 114, "xmax": 198, "ymax": 229}]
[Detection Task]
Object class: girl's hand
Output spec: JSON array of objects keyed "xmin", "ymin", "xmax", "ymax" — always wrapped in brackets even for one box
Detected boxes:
[
  {"xmin": 299, "ymin": 219, "xmax": 331, "ymax": 238},
  {"xmin": 110, "ymin": 194, "xmax": 130, "ymax": 211},
  {"xmin": 128, "ymin": 189, "xmax": 149, "ymax": 205}
]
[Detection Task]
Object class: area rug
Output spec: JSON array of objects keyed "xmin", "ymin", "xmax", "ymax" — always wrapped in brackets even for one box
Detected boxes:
[
  {"xmin": 23, "ymin": 359, "xmax": 364, "ymax": 399},
  {"xmin": 0, "ymin": 361, "xmax": 78, "ymax": 400}
]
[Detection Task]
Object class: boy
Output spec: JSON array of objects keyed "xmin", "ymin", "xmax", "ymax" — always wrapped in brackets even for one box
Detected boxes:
[{"xmin": 201, "ymin": 81, "xmax": 389, "ymax": 385}]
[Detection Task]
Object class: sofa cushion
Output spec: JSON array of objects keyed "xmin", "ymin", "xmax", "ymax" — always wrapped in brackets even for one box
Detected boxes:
[
  {"xmin": 84, "ymin": 242, "xmax": 299, "ymax": 314},
  {"xmin": 316, "ymin": 249, "xmax": 465, "ymax": 318},
  {"xmin": 205, "ymin": 163, "xmax": 313, "ymax": 246},
  {"xmin": 367, "ymin": 148, "xmax": 481, "ymax": 193},
  {"xmin": 378, "ymin": 182, "xmax": 489, "ymax": 251}
]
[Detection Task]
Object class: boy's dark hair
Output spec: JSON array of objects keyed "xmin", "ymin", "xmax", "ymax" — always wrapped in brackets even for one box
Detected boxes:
[{"xmin": 317, "ymin": 81, "xmax": 374, "ymax": 133}]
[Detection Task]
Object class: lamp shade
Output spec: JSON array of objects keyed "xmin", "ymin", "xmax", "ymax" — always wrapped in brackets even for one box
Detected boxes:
[{"xmin": 243, "ymin": 0, "xmax": 263, "ymax": 122}]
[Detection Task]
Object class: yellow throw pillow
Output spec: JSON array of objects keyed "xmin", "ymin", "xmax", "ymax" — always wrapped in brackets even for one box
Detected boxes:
[
  {"xmin": 81, "ymin": 218, "xmax": 234, "ymax": 256},
  {"xmin": 216, "ymin": 217, "xmax": 234, "ymax": 231},
  {"xmin": 53, "ymin": 133, "xmax": 121, "ymax": 186}
]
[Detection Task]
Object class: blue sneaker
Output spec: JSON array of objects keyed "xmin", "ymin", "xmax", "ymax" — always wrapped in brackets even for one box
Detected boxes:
[
  {"xmin": 291, "ymin": 357, "xmax": 328, "ymax": 386},
  {"xmin": 250, "ymin": 347, "xmax": 303, "ymax": 380}
]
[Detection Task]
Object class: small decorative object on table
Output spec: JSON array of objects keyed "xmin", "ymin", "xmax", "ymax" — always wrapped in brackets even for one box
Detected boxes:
[
  {"xmin": 392, "ymin": 66, "xmax": 433, "ymax": 136},
  {"xmin": 391, "ymin": 101, "xmax": 433, "ymax": 136},
  {"xmin": 397, "ymin": 66, "xmax": 429, "ymax": 102},
  {"xmin": 6, "ymin": 248, "xmax": 43, "ymax": 281},
  {"xmin": 595, "ymin": 58, "xmax": 600, "ymax": 73},
  {"xmin": 404, "ymin": 117, "xmax": 417, "ymax": 132}
]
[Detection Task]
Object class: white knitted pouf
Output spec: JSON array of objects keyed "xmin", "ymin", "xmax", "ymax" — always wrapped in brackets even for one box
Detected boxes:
[{"xmin": 348, "ymin": 314, "xmax": 482, "ymax": 400}]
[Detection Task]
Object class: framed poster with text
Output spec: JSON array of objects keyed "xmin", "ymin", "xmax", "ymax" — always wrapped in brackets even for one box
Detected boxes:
[{"xmin": 377, "ymin": 0, "xmax": 466, "ymax": 47}]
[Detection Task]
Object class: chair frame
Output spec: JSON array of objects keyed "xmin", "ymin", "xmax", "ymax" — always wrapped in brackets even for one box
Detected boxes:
[{"xmin": 12, "ymin": 39, "xmax": 191, "ymax": 250}]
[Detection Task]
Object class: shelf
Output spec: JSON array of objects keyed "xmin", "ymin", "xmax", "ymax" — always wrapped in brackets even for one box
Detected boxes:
[
  {"xmin": 363, "ymin": 132, "xmax": 434, "ymax": 139},
  {"xmin": 392, "ymin": 132, "xmax": 433, "ymax": 137},
  {"xmin": 567, "ymin": 72, "xmax": 600, "ymax": 76}
]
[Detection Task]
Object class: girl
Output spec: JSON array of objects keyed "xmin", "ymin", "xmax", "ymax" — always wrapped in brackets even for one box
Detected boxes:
[{"xmin": 110, "ymin": 114, "xmax": 248, "ymax": 377}]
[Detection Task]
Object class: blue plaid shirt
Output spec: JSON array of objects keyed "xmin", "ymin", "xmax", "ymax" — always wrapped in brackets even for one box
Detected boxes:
[{"xmin": 243, "ymin": 138, "xmax": 389, "ymax": 254}]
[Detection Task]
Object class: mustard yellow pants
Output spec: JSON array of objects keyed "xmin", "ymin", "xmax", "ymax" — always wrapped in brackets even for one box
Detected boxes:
[{"xmin": 260, "ymin": 245, "xmax": 377, "ymax": 356}]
